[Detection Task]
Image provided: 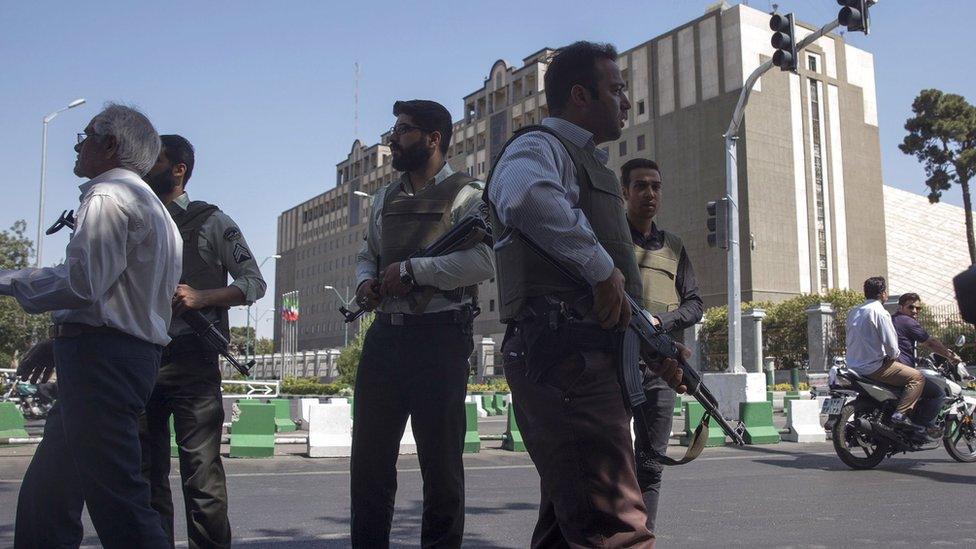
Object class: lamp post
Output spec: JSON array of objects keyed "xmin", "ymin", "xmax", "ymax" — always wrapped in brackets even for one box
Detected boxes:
[
  {"xmin": 353, "ymin": 190, "xmax": 369, "ymax": 199},
  {"xmin": 246, "ymin": 254, "xmax": 280, "ymax": 359},
  {"xmin": 324, "ymin": 285, "xmax": 351, "ymax": 347},
  {"xmin": 37, "ymin": 98, "xmax": 86, "ymax": 266}
]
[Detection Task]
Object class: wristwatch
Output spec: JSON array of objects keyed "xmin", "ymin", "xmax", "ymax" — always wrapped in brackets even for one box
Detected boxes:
[{"xmin": 399, "ymin": 261, "xmax": 414, "ymax": 286}]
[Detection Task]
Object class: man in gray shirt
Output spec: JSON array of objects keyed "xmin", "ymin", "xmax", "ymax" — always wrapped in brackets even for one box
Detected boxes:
[{"xmin": 350, "ymin": 99, "xmax": 493, "ymax": 548}]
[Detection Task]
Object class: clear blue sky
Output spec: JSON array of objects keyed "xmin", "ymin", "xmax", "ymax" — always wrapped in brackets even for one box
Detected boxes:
[{"xmin": 2, "ymin": 0, "xmax": 973, "ymax": 337}]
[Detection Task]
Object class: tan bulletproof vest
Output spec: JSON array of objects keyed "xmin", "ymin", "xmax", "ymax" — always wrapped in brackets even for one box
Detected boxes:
[
  {"xmin": 485, "ymin": 125, "xmax": 643, "ymax": 322},
  {"xmin": 635, "ymin": 230, "xmax": 683, "ymax": 315},
  {"xmin": 379, "ymin": 170, "xmax": 477, "ymax": 303}
]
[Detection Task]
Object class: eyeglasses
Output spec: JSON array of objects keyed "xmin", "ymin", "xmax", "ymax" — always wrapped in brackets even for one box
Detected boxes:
[
  {"xmin": 76, "ymin": 132, "xmax": 95, "ymax": 144},
  {"xmin": 908, "ymin": 305, "xmax": 923, "ymax": 311},
  {"xmin": 389, "ymin": 123, "xmax": 432, "ymax": 137}
]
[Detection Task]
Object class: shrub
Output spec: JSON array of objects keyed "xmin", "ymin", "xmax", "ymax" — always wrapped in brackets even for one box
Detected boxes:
[
  {"xmin": 467, "ymin": 383, "xmax": 490, "ymax": 393},
  {"xmin": 486, "ymin": 377, "xmax": 510, "ymax": 393},
  {"xmin": 280, "ymin": 376, "xmax": 346, "ymax": 395},
  {"xmin": 336, "ymin": 312, "xmax": 374, "ymax": 386}
]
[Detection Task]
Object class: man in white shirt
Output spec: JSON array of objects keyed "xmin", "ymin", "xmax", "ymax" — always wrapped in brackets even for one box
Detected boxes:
[
  {"xmin": 845, "ymin": 276, "xmax": 926, "ymax": 432},
  {"xmin": 2, "ymin": 104, "xmax": 178, "ymax": 548}
]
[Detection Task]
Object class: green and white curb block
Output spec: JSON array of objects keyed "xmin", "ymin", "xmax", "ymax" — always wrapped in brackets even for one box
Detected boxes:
[
  {"xmin": 493, "ymin": 393, "xmax": 509, "ymax": 416},
  {"xmin": 739, "ymin": 401, "xmax": 781, "ymax": 444},
  {"xmin": 269, "ymin": 398, "xmax": 297, "ymax": 432},
  {"xmin": 465, "ymin": 395, "xmax": 488, "ymax": 418},
  {"xmin": 307, "ymin": 401, "xmax": 352, "ymax": 457},
  {"xmin": 673, "ymin": 398, "xmax": 683, "ymax": 417},
  {"xmin": 501, "ymin": 404, "xmax": 526, "ymax": 452},
  {"xmin": 463, "ymin": 402, "xmax": 480, "ymax": 453},
  {"xmin": 481, "ymin": 394, "xmax": 499, "ymax": 416},
  {"xmin": 784, "ymin": 399, "xmax": 826, "ymax": 442},
  {"xmin": 0, "ymin": 402, "xmax": 28, "ymax": 439},
  {"xmin": 230, "ymin": 400, "xmax": 276, "ymax": 458},
  {"xmin": 681, "ymin": 401, "xmax": 725, "ymax": 447}
]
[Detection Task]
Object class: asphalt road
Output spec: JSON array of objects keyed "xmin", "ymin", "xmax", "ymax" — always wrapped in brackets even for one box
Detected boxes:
[{"xmin": 1, "ymin": 425, "xmax": 975, "ymax": 548}]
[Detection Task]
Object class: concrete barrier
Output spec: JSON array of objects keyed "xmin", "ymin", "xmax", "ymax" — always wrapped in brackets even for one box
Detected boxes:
[
  {"xmin": 493, "ymin": 393, "xmax": 509, "ymax": 415},
  {"xmin": 681, "ymin": 401, "xmax": 725, "ymax": 447},
  {"xmin": 307, "ymin": 402, "xmax": 352, "ymax": 457},
  {"xmin": 230, "ymin": 401, "xmax": 276, "ymax": 458},
  {"xmin": 465, "ymin": 395, "xmax": 488, "ymax": 418},
  {"xmin": 299, "ymin": 398, "xmax": 320, "ymax": 428},
  {"xmin": 0, "ymin": 402, "xmax": 28, "ymax": 439},
  {"xmin": 463, "ymin": 402, "xmax": 480, "ymax": 453},
  {"xmin": 269, "ymin": 398, "xmax": 297, "ymax": 432},
  {"xmin": 169, "ymin": 415, "xmax": 178, "ymax": 458},
  {"xmin": 481, "ymin": 394, "xmax": 499, "ymax": 416},
  {"xmin": 739, "ymin": 401, "xmax": 781, "ymax": 444},
  {"xmin": 400, "ymin": 415, "xmax": 417, "ymax": 455},
  {"xmin": 784, "ymin": 399, "xmax": 826, "ymax": 443},
  {"xmin": 501, "ymin": 404, "xmax": 525, "ymax": 452}
]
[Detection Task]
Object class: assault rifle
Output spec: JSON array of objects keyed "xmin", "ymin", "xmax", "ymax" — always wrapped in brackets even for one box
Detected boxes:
[
  {"xmin": 339, "ymin": 215, "xmax": 493, "ymax": 322},
  {"xmin": 181, "ymin": 310, "xmax": 254, "ymax": 377},
  {"xmin": 516, "ymin": 232, "xmax": 745, "ymax": 460}
]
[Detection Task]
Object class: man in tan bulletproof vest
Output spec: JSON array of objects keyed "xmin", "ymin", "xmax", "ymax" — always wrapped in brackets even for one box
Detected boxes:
[
  {"xmin": 351, "ymin": 99, "xmax": 494, "ymax": 548},
  {"xmin": 620, "ymin": 158, "xmax": 703, "ymax": 536},
  {"xmin": 485, "ymin": 41, "xmax": 685, "ymax": 548}
]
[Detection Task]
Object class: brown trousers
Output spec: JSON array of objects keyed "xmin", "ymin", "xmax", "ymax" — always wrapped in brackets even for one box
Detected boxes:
[
  {"xmin": 866, "ymin": 359, "xmax": 924, "ymax": 415},
  {"xmin": 503, "ymin": 330, "xmax": 654, "ymax": 548}
]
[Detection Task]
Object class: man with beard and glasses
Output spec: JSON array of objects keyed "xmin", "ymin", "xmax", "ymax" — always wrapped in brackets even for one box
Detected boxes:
[
  {"xmin": 620, "ymin": 158, "xmax": 703, "ymax": 536},
  {"xmin": 350, "ymin": 99, "xmax": 494, "ymax": 548},
  {"xmin": 140, "ymin": 134, "xmax": 266, "ymax": 549},
  {"xmin": 484, "ymin": 41, "xmax": 685, "ymax": 548}
]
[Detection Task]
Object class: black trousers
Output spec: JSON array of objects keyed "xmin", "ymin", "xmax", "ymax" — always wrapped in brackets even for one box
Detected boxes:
[
  {"xmin": 140, "ymin": 351, "xmax": 231, "ymax": 549},
  {"xmin": 15, "ymin": 331, "xmax": 170, "ymax": 549},
  {"xmin": 350, "ymin": 320, "xmax": 473, "ymax": 549},
  {"xmin": 632, "ymin": 376, "xmax": 676, "ymax": 534}
]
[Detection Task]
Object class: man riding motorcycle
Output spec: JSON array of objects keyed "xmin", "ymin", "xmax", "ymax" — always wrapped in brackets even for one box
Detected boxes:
[{"xmin": 845, "ymin": 277, "xmax": 932, "ymax": 439}]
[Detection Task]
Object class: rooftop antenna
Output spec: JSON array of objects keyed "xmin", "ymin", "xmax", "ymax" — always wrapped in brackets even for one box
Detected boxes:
[{"xmin": 354, "ymin": 61, "xmax": 360, "ymax": 140}]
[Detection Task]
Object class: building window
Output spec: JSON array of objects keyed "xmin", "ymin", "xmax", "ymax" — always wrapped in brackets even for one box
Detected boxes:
[
  {"xmin": 619, "ymin": 141, "xmax": 628, "ymax": 157},
  {"xmin": 637, "ymin": 100, "xmax": 645, "ymax": 115},
  {"xmin": 489, "ymin": 299, "xmax": 495, "ymax": 312},
  {"xmin": 807, "ymin": 54, "xmax": 819, "ymax": 73},
  {"xmin": 600, "ymin": 146, "xmax": 610, "ymax": 156},
  {"xmin": 808, "ymin": 78, "xmax": 829, "ymax": 292},
  {"xmin": 637, "ymin": 135, "xmax": 646, "ymax": 151}
]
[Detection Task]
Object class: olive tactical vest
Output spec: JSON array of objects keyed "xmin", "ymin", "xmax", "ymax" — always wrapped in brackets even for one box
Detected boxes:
[
  {"xmin": 485, "ymin": 125, "xmax": 643, "ymax": 322},
  {"xmin": 635, "ymin": 230, "xmax": 683, "ymax": 315},
  {"xmin": 167, "ymin": 200, "xmax": 230, "ymax": 339},
  {"xmin": 379, "ymin": 170, "xmax": 478, "ymax": 305}
]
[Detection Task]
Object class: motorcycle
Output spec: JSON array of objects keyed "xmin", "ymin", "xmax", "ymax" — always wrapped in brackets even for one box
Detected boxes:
[
  {"xmin": 823, "ymin": 336, "xmax": 976, "ymax": 469},
  {"xmin": 1, "ymin": 372, "xmax": 56, "ymax": 420}
]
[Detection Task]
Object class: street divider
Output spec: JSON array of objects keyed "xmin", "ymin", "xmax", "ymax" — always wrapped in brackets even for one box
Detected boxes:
[
  {"xmin": 0, "ymin": 402, "xmax": 28, "ymax": 439},
  {"xmin": 464, "ymin": 402, "xmax": 480, "ymax": 453},
  {"xmin": 783, "ymin": 399, "xmax": 826, "ymax": 442},
  {"xmin": 681, "ymin": 401, "xmax": 725, "ymax": 447},
  {"xmin": 269, "ymin": 398, "xmax": 297, "ymax": 432},
  {"xmin": 230, "ymin": 400, "xmax": 276, "ymax": 458},
  {"xmin": 501, "ymin": 404, "xmax": 525, "ymax": 452},
  {"xmin": 739, "ymin": 401, "xmax": 781, "ymax": 444},
  {"xmin": 307, "ymin": 401, "xmax": 352, "ymax": 457},
  {"xmin": 493, "ymin": 393, "xmax": 509, "ymax": 416},
  {"xmin": 465, "ymin": 395, "xmax": 488, "ymax": 418},
  {"xmin": 481, "ymin": 394, "xmax": 499, "ymax": 416}
]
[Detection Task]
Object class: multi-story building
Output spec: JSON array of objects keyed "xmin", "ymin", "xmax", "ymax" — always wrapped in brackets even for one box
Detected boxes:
[{"xmin": 274, "ymin": 2, "xmax": 886, "ymax": 352}]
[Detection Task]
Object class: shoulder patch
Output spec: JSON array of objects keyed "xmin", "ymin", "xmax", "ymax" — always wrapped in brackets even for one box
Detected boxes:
[
  {"xmin": 232, "ymin": 242, "xmax": 252, "ymax": 264},
  {"xmin": 224, "ymin": 227, "xmax": 242, "ymax": 241}
]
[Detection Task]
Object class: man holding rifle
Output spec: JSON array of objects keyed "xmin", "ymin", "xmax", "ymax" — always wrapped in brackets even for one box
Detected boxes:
[
  {"xmin": 485, "ymin": 41, "xmax": 687, "ymax": 548},
  {"xmin": 141, "ymin": 134, "xmax": 267, "ymax": 549},
  {"xmin": 350, "ymin": 99, "xmax": 494, "ymax": 548}
]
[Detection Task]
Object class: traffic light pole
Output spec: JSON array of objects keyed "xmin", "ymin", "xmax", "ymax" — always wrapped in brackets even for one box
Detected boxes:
[{"xmin": 721, "ymin": 14, "xmax": 849, "ymax": 372}]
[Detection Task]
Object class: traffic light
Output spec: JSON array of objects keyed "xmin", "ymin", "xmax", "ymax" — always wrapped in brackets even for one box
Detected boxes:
[
  {"xmin": 769, "ymin": 13, "xmax": 797, "ymax": 72},
  {"xmin": 706, "ymin": 198, "xmax": 730, "ymax": 249},
  {"xmin": 837, "ymin": 0, "xmax": 870, "ymax": 34}
]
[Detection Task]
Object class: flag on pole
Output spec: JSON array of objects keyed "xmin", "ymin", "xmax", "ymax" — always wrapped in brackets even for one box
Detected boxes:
[{"xmin": 281, "ymin": 292, "xmax": 300, "ymax": 322}]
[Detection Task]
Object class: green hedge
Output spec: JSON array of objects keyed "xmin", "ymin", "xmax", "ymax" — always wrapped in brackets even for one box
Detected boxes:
[{"xmin": 280, "ymin": 376, "xmax": 347, "ymax": 395}]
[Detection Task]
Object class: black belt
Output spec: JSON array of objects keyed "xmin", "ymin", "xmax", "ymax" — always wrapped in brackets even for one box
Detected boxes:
[
  {"xmin": 51, "ymin": 322, "xmax": 128, "ymax": 339},
  {"xmin": 376, "ymin": 309, "xmax": 473, "ymax": 326}
]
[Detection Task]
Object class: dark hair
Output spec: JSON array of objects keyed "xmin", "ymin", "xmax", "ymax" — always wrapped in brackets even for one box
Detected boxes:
[
  {"xmin": 899, "ymin": 292, "xmax": 921, "ymax": 306},
  {"xmin": 159, "ymin": 134, "xmax": 195, "ymax": 186},
  {"xmin": 392, "ymin": 100, "xmax": 453, "ymax": 155},
  {"xmin": 863, "ymin": 276, "xmax": 887, "ymax": 300},
  {"xmin": 544, "ymin": 41, "xmax": 618, "ymax": 116},
  {"xmin": 620, "ymin": 158, "xmax": 661, "ymax": 187}
]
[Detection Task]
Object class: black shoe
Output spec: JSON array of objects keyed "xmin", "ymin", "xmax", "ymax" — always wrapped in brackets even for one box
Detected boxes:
[{"xmin": 889, "ymin": 414, "xmax": 925, "ymax": 434}]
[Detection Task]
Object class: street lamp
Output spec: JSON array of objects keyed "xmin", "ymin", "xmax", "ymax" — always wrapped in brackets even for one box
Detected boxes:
[
  {"xmin": 324, "ymin": 285, "xmax": 352, "ymax": 347},
  {"xmin": 353, "ymin": 190, "xmax": 369, "ymax": 198},
  {"xmin": 245, "ymin": 254, "xmax": 280, "ymax": 359},
  {"xmin": 37, "ymin": 98, "xmax": 86, "ymax": 266}
]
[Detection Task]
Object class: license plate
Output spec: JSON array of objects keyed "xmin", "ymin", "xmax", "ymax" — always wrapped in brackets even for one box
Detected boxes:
[{"xmin": 822, "ymin": 397, "xmax": 845, "ymax": 415}]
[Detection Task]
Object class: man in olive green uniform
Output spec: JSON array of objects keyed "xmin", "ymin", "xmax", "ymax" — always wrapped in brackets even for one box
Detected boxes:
[
  {"xmin": 140, "ymin": 135, "xmax": 267, "ymax": 549},
  {"xmin": 351, "ymin": 100, "xmax": 494, "ymax": 548},
  {"xmin": 485, "ymin": 42, "xmax": 684, "ymax": 548},
  {"xmin": 621, "ymin": 158, "xmax": 703, "ymax": 535}
]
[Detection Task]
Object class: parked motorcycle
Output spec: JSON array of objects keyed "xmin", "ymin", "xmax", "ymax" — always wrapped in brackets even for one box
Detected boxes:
[
  {"xmin": 1, "ymin": 373, "xmax": 55, "ymax": 420},
  {"xmin": 823, "ymin": 336, "xmax": 976, "ymax": 469}
]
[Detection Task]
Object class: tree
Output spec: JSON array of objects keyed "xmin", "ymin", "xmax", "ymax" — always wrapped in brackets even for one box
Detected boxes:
[
  {"xmin": 0, "ymin": 221, "xmax": 49, "ymax": 367},
  {"xmin": 336, "ymin": 312, "xmax": 374, "ymax": 386},
  {"xmin": 254, "ymin": 337, "xmax": 273, "ymax": 355},
  {"xmin": 900, "ymin": 89, "xmax": 976, "ymax": 264},
  {"xmin": 229, "ymin": 326, "xmax": 254, "ymax": 355}
]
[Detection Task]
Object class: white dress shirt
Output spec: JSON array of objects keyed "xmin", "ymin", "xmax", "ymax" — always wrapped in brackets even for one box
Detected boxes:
[
  {"xmin": 0, "ymin": 168, "xmax": 182, "ymax": 346},
  {"xmin": 845, "ymin": 299, "xmax": 900, "ymax": 375},
  {"xmin": 486, "ymin": 117, "xmax": 615, "ymax": 286},
  {"xmin": 355, "ymin": 162, "xmax": 494, "ymax": 314}
]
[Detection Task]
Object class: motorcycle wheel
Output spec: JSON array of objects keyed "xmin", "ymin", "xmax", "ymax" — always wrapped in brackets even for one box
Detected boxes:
[
  {"xmin": 943, "ymin": 415, "xmax": 976, "ymax": 463},
  {"xmin": 832, "ymin": 404, "xmax": 888, "ymax": 470}
]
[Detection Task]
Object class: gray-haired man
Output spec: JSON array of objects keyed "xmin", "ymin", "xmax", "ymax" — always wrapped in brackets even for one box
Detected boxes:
[{"xmin": 5, "ymin": 104, "xmax": 179, "ymax": 548}]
